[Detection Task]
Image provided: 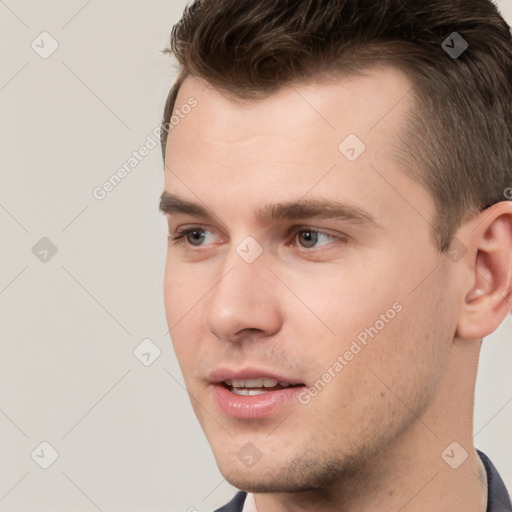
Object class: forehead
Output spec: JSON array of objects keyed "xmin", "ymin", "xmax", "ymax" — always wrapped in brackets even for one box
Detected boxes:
[
  {"xmin": 165, "ymin": 65, "xmax": 414, "ymax": 172},
  {"xmin": 171, "ymin": 65, "xmax": 413, "ymax": 135},
  {"xmin": 163, "ymin": 66, "xmax": 433, "ymax": 232}
]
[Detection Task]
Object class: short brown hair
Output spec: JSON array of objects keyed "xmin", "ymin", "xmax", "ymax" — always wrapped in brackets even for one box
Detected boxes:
[{"xmin": 161, "ymin": 0, "xmax": 512, "ymax": 252}]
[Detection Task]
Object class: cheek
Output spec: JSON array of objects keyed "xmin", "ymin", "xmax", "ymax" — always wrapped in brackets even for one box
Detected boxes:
[
  {"xmin": 163, "ymin": 260, "xmax": 205, "ymax": 372},
  {"xmin": 293, "ymin": 258, "xmax": 449, "ymax": 408},
  {"xmin": 163, "ymin": 256, "xmax": 208, "ymax": 324},
  {"xmin": 279, "ymin": 265, "xmax": 402, "ymax": 358},
  {"xmin": 348, "ymin": 274, "xmax": 453, "ymax": 410},
  {"xmin": 301, "ymin": 303, "xmax": 446, "ymax": 446}
]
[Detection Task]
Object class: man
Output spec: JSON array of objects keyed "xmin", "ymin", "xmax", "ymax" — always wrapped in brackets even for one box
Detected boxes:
[{"xmin": 158, "ymin": 1, "xmax": 512, "ymax": 510}]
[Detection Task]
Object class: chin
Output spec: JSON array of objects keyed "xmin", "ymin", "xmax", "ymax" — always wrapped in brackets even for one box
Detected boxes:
[
  {"xmin": 214, "ymin": 453, "xmax": 288, "ymax": 492},
  {"xmin": 215, "ymin": 452, "xmax": 340, "ymax": 494},
  {"xmin": 222, "ymin": 470, "xmax": 305, "ymax": 494}
]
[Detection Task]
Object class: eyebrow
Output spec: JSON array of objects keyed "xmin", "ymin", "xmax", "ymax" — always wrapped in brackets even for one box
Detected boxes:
[{"xmin": 159, "ymin": 191, "xmax": 380, "ymax": 227}]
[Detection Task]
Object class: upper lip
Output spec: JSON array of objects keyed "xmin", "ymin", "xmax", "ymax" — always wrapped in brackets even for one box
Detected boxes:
[{"xmin": 208, "ymin": 367, "xmax": 305, "ymax": 386}]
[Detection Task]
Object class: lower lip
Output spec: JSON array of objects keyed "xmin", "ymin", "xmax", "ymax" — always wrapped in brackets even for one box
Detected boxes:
[{"xmin": 211, "ymin": 384, "xmax": 306, "ymax": 419}]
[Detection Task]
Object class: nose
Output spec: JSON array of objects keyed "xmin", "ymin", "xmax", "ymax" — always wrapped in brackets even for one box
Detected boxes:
[{"xmin": 204, "ymin": 248, "xmax": 283, "ymax": 344}]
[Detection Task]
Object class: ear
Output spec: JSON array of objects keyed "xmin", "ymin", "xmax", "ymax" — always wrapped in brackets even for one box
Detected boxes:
[{"xmin": 456, "ymin": 201, "xmax": 512, "ymax": 340}]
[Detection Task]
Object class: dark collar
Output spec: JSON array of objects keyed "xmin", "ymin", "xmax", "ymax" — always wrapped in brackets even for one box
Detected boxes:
[
  {"xmin": 214, "ymin": 490, "xmax": 247, "ymax": 512},
  {"xmin": 478, "ymin": 449, "xmax": 512, "ymax": 512}
]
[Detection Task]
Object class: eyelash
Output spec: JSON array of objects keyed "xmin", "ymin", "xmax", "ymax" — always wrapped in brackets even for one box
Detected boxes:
[{"xmin": 169, "ymin": 226, "xmax": 345, "ymax": 250}]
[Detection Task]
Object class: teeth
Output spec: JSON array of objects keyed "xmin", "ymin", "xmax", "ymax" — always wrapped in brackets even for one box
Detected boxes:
[
  {"xmin": 223, "ymin": 378, "xmax": 287, "ymax": 388},
  {"xmin": 244, "ymin": 378, "xmax": 268, "ymax": 388},
  {"xmin": 231, "ymin": 388, "xmax": 268, "ymax": 396}
]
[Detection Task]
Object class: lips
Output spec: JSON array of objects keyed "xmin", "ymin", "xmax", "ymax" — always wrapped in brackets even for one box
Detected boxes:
[
  {"xmin": 208, "ymin": 367, "xmax": 307, "ymax": 418},
  {"xmin": 208, "ymin": 367, "xmax": 305, "ymax": 387},
  {"xmin": 224, "ymin": 377, "xmax": 297, "ymax": 395},
  {"xmin": 226, "ymin": 378, "xmax": 291, "ymax": 388}
]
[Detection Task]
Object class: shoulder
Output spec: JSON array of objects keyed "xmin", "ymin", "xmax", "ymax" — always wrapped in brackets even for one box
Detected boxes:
[{"xmin": 213, "ymin": 491, "xmax": 248, "ymax": 512}]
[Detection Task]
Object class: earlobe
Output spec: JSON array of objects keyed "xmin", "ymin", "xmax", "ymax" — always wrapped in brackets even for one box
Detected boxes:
[{"xmin": 456, "ymin": 202, "xmax": 512, "ymax": 340}]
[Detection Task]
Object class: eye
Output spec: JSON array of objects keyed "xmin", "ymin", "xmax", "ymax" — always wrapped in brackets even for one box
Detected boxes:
[
  {"xmin": 294, "ymin": 228, "xmax": 339, "ymax": 249},
  {"xmin": 170, "ymin": 227, "xmax": 217, "ymax": 247},
  {"xmin": 169, "ymin": 226, "xmax": 344, "ymax": 251}
]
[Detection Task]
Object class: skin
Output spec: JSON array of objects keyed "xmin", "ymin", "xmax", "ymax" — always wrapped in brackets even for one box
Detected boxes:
[{"xmin": 161, "ymin": 67, "xmax": 512, "ymax": 512}]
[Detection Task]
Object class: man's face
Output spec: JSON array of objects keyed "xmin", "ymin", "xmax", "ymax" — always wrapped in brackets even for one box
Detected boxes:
[{"xmin": 162, "ymin": 67, "xmax": 459, "ymax": 492}]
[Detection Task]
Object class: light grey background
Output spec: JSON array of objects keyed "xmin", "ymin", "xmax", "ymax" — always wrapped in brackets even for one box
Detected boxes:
[{"xmin": 0, "ymin": 1, "xmax": 511, "ymax": 511}]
